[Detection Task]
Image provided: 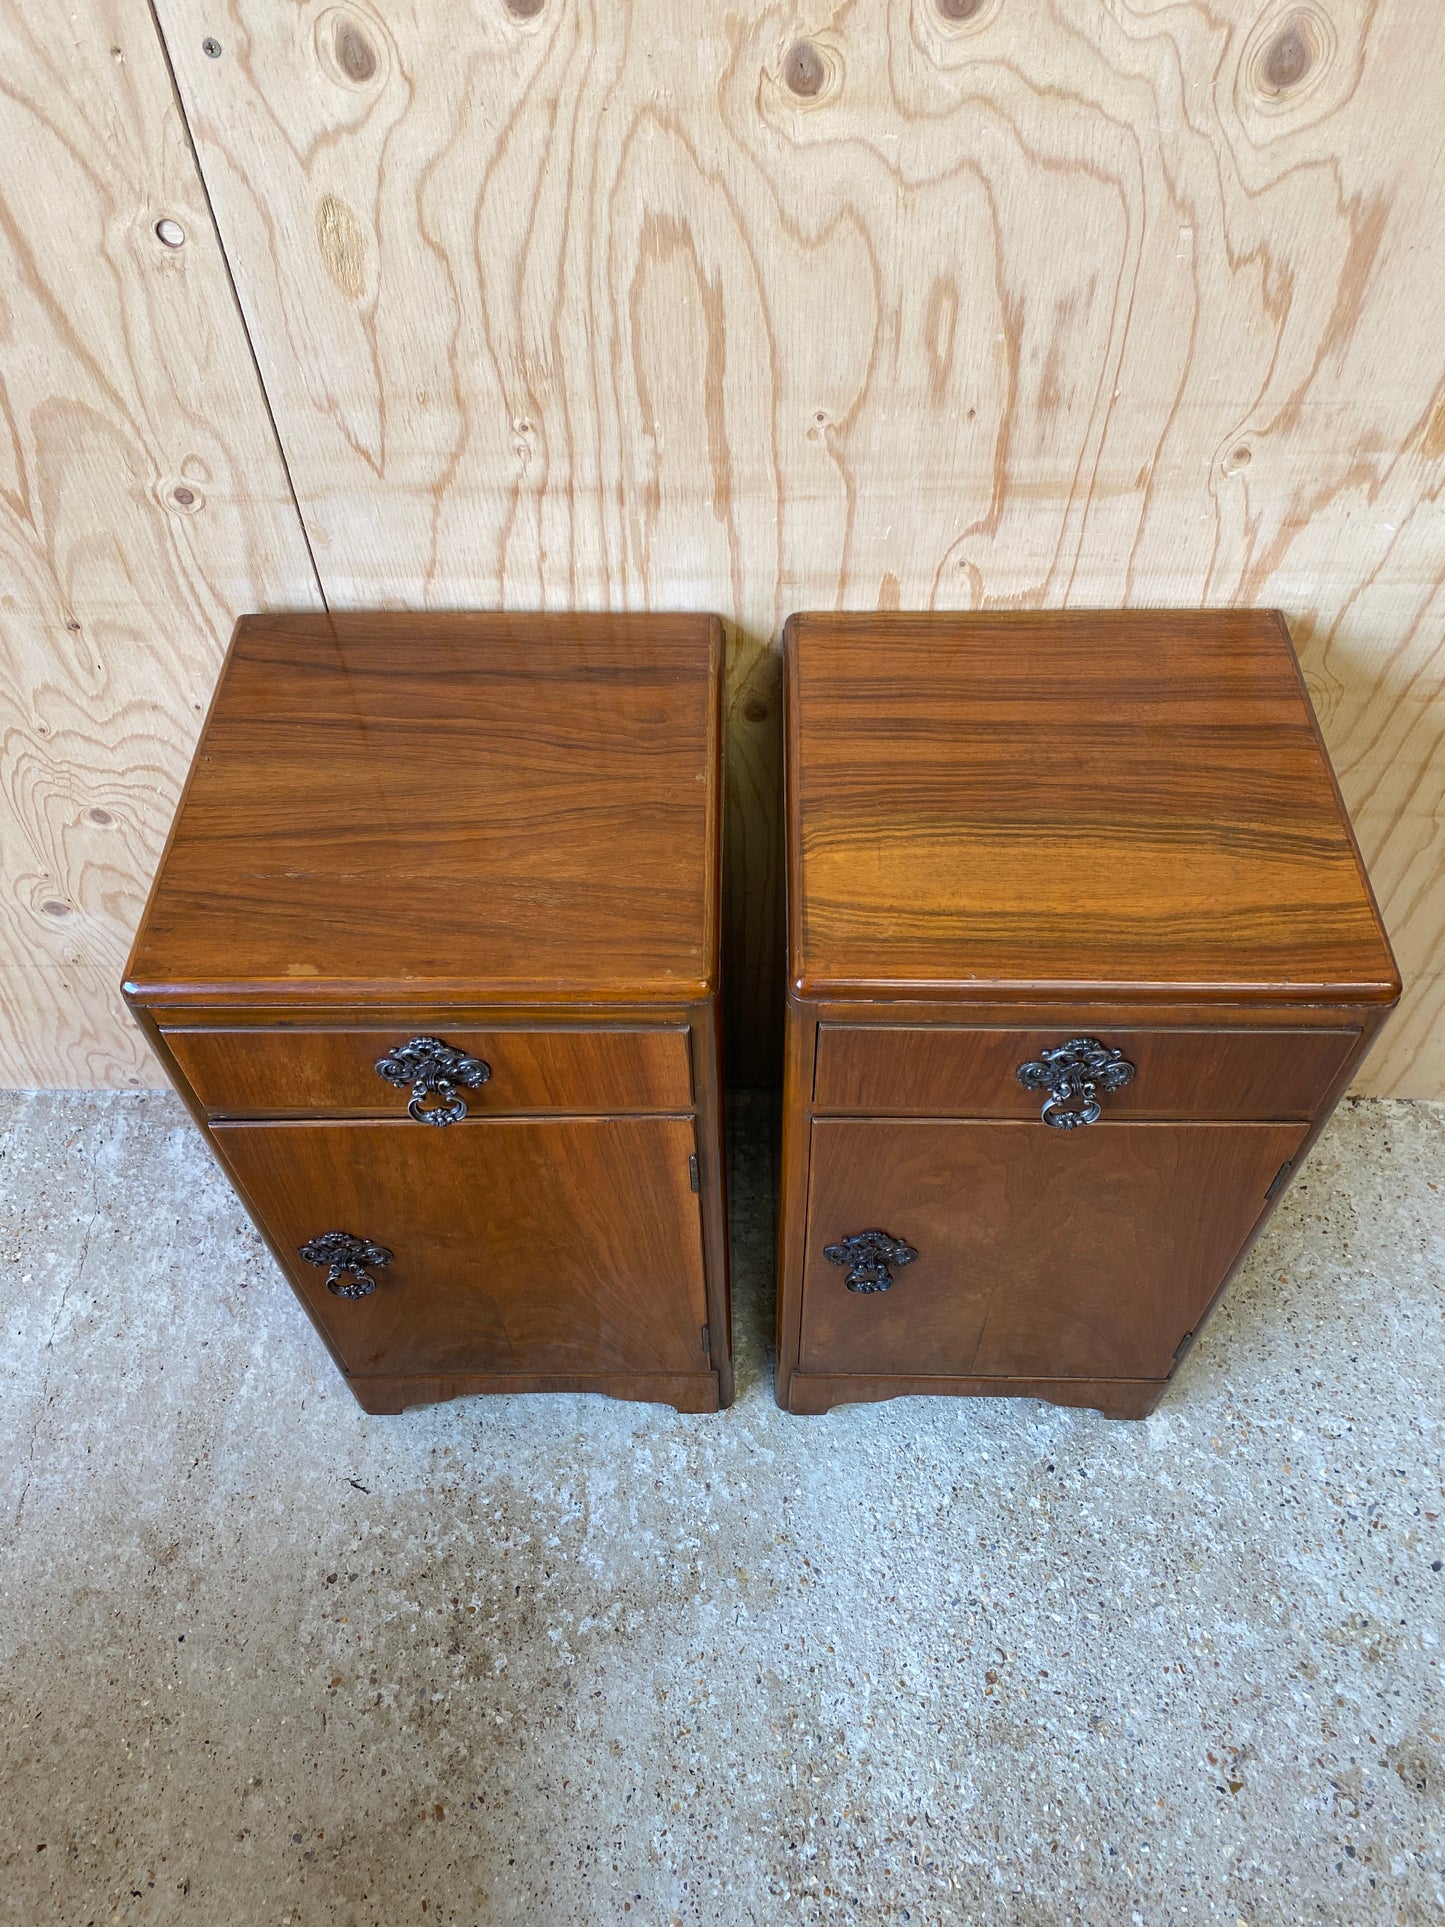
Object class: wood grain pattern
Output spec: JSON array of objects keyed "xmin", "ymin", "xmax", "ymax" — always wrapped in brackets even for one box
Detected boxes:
[
  {"xmin": 147, "ymin": 0, "xmax": 1445, "ymax": 1090},
  {"xmin": 789, "ymin": 610, "xmax": 1400, "ymax": 1003},
  {"xmin": 213, "ymin": 1115, "xmax": 712, "ymax": 1383},
  {"xmin": 127, "ymin": 615, "xmax": 732, "ymax": 1413},
  {"xmin": 778, "ymin": 992, "xmax": 1392, "ymax": 1413},
  {"xmin": 0, "ymin": 0, "xmax": 321, "ymax": 1086},
  {"xmin": 776, "ymin": 606, "xmax": 1397, "ymax": 1416},
  {"xmin": 801, "ymin": 1117, "xmax": 1309, "ymax": 1384},
  {"xmin": 164, "ymin": 1023, "xmax": 693, "ymax": 1116},
  {"xmin": 124, "ymin": 613, "xmax": 720, "ymax": 1007},
  {"xmin": 813, "ymin": 1024, "xmax": 1358, "ymax": 1121}
]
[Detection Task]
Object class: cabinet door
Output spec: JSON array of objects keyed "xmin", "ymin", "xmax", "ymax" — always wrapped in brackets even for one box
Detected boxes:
[
  {"xmin": 802, "ymin": 1119, "xmax": 1307, "ymax": 1382},
  {"xmin": 214, "ymin": 1116, "xmax": 708, "ymax": 1378}
]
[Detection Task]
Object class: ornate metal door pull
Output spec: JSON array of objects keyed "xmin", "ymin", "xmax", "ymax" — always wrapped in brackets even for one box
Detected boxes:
[
  {"xmin": 1016, "ymin": 1036, "xmax": 1135, "ymax": 1129},
  {"xmin": 298, "ymin": 1230, "xmax": 393, "ymax": 1298},
  {"xmin": 374, "ymin": 1035, "xmax": 491, "ymax": 1124},
  {"xmin": 824, "ymin": 1228, "xmax": 918, "ymax": 1293}
]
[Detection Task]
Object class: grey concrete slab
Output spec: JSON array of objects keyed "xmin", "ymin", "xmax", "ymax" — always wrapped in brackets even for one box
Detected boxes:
[{"xmin": 0, "ymin": 1090, "xmax": 1442, "ymax": 1926}]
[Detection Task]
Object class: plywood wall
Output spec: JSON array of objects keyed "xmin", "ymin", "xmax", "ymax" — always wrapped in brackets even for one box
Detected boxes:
[
  {"xmin": 3, "ymin": 0, "xmax": 1443, "ymax": 1091},
  {"xmin": 0, "ymin": 0, "xmax": 320, "ymax": 1086}
]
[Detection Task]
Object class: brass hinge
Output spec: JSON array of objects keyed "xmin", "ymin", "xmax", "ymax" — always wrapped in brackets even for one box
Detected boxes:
[
  {"xmin": 701, "ymin": 1322, "xmax": 711, "ymax": 1353},
  {"xmin": 1265, "ymin": 1160, "xmax": 1293, "ymax": 1202},
  {"xmin": 688, "ymin": 1153, "xmax": 700, "ymax": 1193}
]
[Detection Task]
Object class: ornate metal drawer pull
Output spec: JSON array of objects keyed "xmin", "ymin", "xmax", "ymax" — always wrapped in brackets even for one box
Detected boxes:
[
  {"xmin": 1016, "ymin": 1036, "xmax": 1135, "ymax": 1129},
  {"xmin": 824, "ymin": 1228, "xmax": 918, "ymax": 1294},
  {"xmin": 298, "ymin": 1230, "xmax": 393, "ymax": 1299},
  {"xmin": 374, "ymin": 1035, "xmax": 491, "ymax": 1125}
]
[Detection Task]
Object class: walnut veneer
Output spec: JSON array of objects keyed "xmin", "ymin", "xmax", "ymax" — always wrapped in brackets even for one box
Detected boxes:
[
  {"xmin": 125, "ymin": 613, "xmax": 730, "ymax": 1415},
  {"xmin": 777, "ymin": 610, "xmax": 1399, "ymax": 1420}
]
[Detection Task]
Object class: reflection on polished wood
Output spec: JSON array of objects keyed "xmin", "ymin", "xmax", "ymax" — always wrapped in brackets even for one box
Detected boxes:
[
  {"xmin": 128, "ymin": 613, "xmax": 720, "ymax": 1009},
  {"xmin": 789, "ymin": 610, "xmax": 1398, "ymax": 1005}
]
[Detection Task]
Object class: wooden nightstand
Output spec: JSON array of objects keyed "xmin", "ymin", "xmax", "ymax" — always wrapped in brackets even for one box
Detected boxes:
[
  {"xmin": 125, "ymin": 613, "xmax": 729, "ymax": 1415},
  {"xmin": 777, "ymin": 611, "xmax": 1399, "ymax": 1419}
]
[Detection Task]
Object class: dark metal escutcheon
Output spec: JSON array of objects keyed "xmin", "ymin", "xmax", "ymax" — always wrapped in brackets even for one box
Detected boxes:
[
  {"xmin": 824, "ymin": 1228, "xmax": 918, "ymax": 1293},
  {"xmin": 374, "ymin": 1035, "xmax": 491, "ymax": 1125},
  {"xmin": 298, "ymin": 1230, "xmax": 393, "ymax": 1298},
  {"xmin": 1016, "ymin": 1036, "xmax": 1135, "ymax": 1129}
]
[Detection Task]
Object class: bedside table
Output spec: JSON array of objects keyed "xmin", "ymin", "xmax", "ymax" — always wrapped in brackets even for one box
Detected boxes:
[
  {"xmin": 777, "ymin": 611, "xmax": 1398, "ymax": 1419},
  {"xmin": 125, "ymin": 613, "xmax": 729, "ymax": 1415}
]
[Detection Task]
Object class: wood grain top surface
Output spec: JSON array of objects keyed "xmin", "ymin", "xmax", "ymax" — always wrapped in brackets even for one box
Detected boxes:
[
  {"xmin": 787, "ymin": 611, "xmax": 1398, "ymax": 1006},
  {"xmin": 126, "ymin": 613, "xmax": 720, "ymax": 1008}
]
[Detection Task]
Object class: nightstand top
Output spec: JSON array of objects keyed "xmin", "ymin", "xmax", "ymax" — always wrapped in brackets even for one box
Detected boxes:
[
  {"xmin": 786, "ymin": 610, "xmax": 1399, "ymax": 1006},
  {"xmin": 127, "ymin": 613, "xmax": 721, "ymax": 1009}
]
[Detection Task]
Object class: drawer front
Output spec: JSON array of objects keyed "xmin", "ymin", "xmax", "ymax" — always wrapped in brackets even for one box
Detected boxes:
[
  {"xmin": 802, "ymin": 1117, "xmax": 1308, "ymax": 1382},
  {"xmin": 166, "ymin": 1025, "xmax": 691, "ymax": 1118},
  {"xmin": 814, "ymin": 1025, "xmax": 1356, "ymax": 1122},
  {"xmin": 214, "ymin": 1116, "xmax": 709, "ymax": 1379}
]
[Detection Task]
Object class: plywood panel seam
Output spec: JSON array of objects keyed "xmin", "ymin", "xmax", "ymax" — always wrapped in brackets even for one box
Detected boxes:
[{"xmin": 142, "ymin": 0, "xmax": 328, "ymax": 614}]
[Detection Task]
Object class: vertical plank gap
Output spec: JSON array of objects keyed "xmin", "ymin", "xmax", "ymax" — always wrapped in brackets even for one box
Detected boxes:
[{"xmin": 143, "ymin": 0, "xmax": 329, "ymax": 615}]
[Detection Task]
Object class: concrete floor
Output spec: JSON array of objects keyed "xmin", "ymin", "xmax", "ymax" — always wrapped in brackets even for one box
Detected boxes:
[{"xmin": 1, "ymin": 1093, "xmax": 1442, "ymax": 1926}]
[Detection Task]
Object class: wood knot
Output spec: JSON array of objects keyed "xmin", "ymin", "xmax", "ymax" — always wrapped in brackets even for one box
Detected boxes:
[
  {"xmin": 504, "ymin": 0, "xmax": 546, "ymax": 16},
  {"xmin": 87, "ymin": 808, "xmax": 114, "ymax": 827},
  {"xmin": 1263, "ymin": 21, "xmax": 1311, "ymax": 88},
  {"xmin": 317, "ymin": 9, "xmax": 387, "ymax": 89},
  {"xmin": 1245, "ymin": 6, "xmax": 1331, "ymax": 105},
  {"xmin": 932, "ymin": 0, "xmax": 999, "ymax": 32},
  {"xmin": 784, "ymin": 41, "xmax": 827, "ymax": 98},
  {"xmin": 743, "ymin": 699, "xmax": 768, "ymax": 724},
  {"xmin": 334, "ymin": 17, "xmax": 378, "ymax": 83}
]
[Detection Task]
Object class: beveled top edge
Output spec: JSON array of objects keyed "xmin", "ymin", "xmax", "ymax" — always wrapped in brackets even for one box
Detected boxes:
[
  {"xmin": 783, "ymin": 606, "xmax": 1289, "ymax": 637},
  {"xmin": 123, "ymin": 974, "xmax": 718, "ymax": 1011},
  {"xmin": 233, "ymin": 609, "xmax": 723, "ymax": 639},
  {"xmin": 789, "ymin": 972, "xmax": 1401, "ymax": 1006}
]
